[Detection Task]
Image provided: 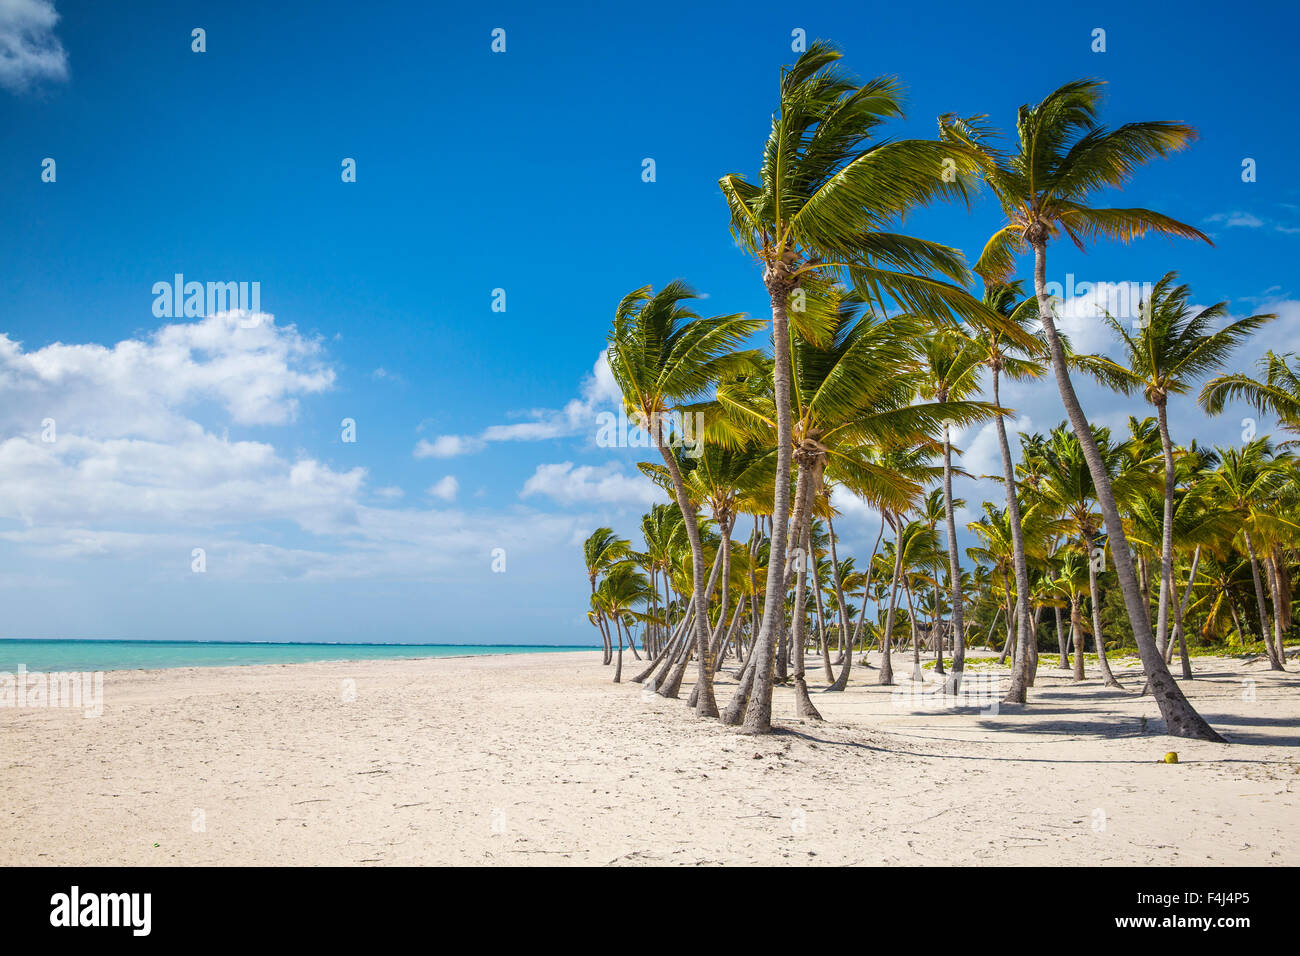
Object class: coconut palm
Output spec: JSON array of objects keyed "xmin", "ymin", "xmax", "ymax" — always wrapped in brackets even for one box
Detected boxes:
[
  {"xmin": 1202, "ymin": 350, "xmax": 1300, "ymax": 442},
  {"xmin": 917, "ymin": 330, "xmax": 987, "ymax": 692},
  {"xmin": 940, "ymin": 82, "xmax": 1223, "ymax": 740},
  {"xmin": 607, "ymin": 281, "xmax": 764, "ymax": 717},
  {"xmin": 1077, "ymin": 272, "xmax": 1274, "ymax": 657},
  {"xmin": 718, "ymin": 41, "xmax": 1008, "ymax": 734}
]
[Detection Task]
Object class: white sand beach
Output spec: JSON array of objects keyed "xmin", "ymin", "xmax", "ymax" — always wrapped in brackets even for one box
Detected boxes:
[{"xmin": 1, "ymin": 650, "xmax": 1295, "ymax": 866}]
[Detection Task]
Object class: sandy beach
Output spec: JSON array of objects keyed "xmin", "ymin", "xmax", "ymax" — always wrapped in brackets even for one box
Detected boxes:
[{"xmin": 1, "ymin": 650, "xmax": 1295, "ymax": 866}]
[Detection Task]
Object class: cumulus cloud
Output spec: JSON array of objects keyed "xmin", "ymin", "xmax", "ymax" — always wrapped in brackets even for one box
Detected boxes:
[
  {"xmin": 416, "ymin": 352, "xmax": 621, "ymax": 458},
  {"xmin": 0, "ymin": 0, "xmax": 68, "ymax": 94},
  {"xmin": 0, "ymin": 311, "xmax": 613, "ymax": 585},
  {"xmin": 520, "ymin": 461, "xmax": 661, "ymax": 507},
  {"xmin": 428, "ymin": 475, "xmax": 458, "ymax": 502}
]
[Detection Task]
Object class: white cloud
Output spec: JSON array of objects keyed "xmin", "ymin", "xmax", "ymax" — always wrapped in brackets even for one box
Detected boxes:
[
  {"xmin": 1206, "ymin": 211, "xmax": 1265, "ymax": 229},
  {"xmin": 415, "ymin": 352, "xmax": 621, "ymax": 458},
  {"xmin": 414, "ymin": 434, "xmax": 484, "ymax": 458},
  {"xmin": 428, "ymin": 475, "xmax": 458, "ymax": 502},
  {"xmin": 520, "ymin": 461, "xmax": 661, "ymax": 507},
  {"xmin": 0, "ymin": 0, "xmax": 68, "ymax": 94},
  {"xmin": 0, "ymin": 312, "xmax": 619, "ymax": 585}
]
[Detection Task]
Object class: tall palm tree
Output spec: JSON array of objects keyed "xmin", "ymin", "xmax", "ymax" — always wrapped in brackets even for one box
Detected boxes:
[
  {"xmin": 719, "ymin": 41, "xmax": 1002, "ymax": 734},
  {"xmin": 917, "ymin": 330, "xmax": 986, "ymax": 692},
  {"xmin": 607, "ymin": 282, "xmax": 763, "ymax": 717},
  {"xmin": 941, "ymin": 83, "xmax": 1223, "ymax": 740},
  {"xmin": 968, "ymin": 280, "xmax": 1050, "ymax": 700},
  {"xmin": 1077, "ymin": 272, "xmax": 1274, "ymax": 656}
]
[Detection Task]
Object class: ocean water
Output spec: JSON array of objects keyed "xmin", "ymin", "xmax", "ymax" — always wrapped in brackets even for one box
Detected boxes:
[{"xmin": 0, "ymin": 640, "xmax": 594, "ymax": 673}]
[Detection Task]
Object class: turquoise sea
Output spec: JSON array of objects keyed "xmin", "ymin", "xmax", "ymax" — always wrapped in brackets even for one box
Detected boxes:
[{"xmin": 0, "ymin": 640, "xmax": 594, "ymax": 673}]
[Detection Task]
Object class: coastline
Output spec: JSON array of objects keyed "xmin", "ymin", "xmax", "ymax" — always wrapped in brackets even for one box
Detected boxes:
[{"xmin": 1, "ymin": 649, "xmax": 1295, "ymax": 866}]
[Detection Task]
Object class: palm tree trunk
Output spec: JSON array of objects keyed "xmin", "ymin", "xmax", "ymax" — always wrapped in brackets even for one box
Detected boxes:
[
  {"xmin": 1242, "ymin": 531, "xmax": 1282, "ymax": 670},
  {"xmin": 613, "ymin": 616, "xmax": 625, "ymax": 683},
  {"xmin": 878, "ymin": 515, "xmax": 904, "ymax": 686},
  {"xmin": 806, "ymin": 524, "xmax": 833, "ymax": 683},
  {"xmin": 1172, "ymin": 547, "xmax": 1199, "ymax": 680},
  {"xmin": 998, "ymin": 567, "xmax": 1015, "ymax": 665},
  {"xmin": 731, "ymin": 281, "xmax": 797, "ymax": 732},
  {"xmin": 1087, "ymin": 543, "xmax": 1123, "ymax": 688},
  {"xmin": 1165, "ymin": 545, "xmax": 1200, "ymax": 668},
  {"xmin": 1155, "ymin": 402, "xmax": 1177, "ymax": 656},
  {"xmin": 941, "ymin": 422, "xmax": 966, "ymax": 694},
  {"xmin": 792, "ymin": 510, "xmax": 823, "ymax": 719},
  {"xmin": 1031, "ymin": 239, "xmax": 1221, "ymax": 740},
  {"xmin": 904, "ymin": 577, "xmax": 923, "ymax": 682},
  {"xmin": 657, "ymin": 436, "xmax": 719, "ymax": 716},
  {"xmin": 1055, "ymin": 603, "xmax": 1068, "ymax": 669},
  {"xmin": 993, "ymin": 367, "xmax": 1034, "ymax": 703},
  {"xmin": 1027, "ymin": 602, "xmax": 1041, "ymax": 687},
  {"xmin": 660, "ymin": 540, "xmax": 728, "ymax": 698},
  {"xmin": 823, "ymin": 509, "xmax": 852, "ymax": 684},
  {"xmin": 592, "ymin": 580, "xmax": 612, "ymax": 664},
  {"xmin": 631, "ymin": 606, "xmax": 689, "ymax": 684},
  {"xmin": 828, "ymin": 512, "xmax": 885, "ymax": 691},
  {"xmin": 1071, "ymin": 595, "xmax": 1085, "ymax": 681},
  {"xmin": 1264, "ymin": 552, "xmax": 1289, "ymax": 672}
]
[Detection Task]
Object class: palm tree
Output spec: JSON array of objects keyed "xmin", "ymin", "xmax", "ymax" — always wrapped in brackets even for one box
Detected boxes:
[
  {"xmin": 1203, "ymin": 350, "xmax": 1300, "ymax": 442},
  {"xmin": 583, "ymin": 528, "xmax": 630, "ymax": 664},
  {"xmin": 719, "ymin": 41, "xmax": 1000, "ymax": 734},
  {"xmin": 596, "ymin": 563, "xmax": 653, "ymax": 683},
  {"xmin": 607, "ymin": 281, "xmax": 763, "ymax": 717},
  {"xmin": 940, "ymin": 82, "xmax": 1223, "ymax": 740},
  {"xmin": 917, "ymin": 330, "xmax": 986, "ymax": 693},
  {"xmin": 1077, "ymin": 272, "xmax": 1274, "ymax": 657},
  {"xmin": 968, "ymin": 280, "xmax": 1049, "ymax": 700}
]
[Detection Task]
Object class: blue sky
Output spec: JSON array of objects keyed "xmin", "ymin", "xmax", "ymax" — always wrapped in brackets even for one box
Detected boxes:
[{"xmin": 2, "ymin": 0, "xmax": 1297, "ymax": 643}]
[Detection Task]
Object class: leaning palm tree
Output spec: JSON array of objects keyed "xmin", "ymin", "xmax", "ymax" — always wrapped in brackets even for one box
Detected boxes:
[
  {"xmin": 1076, "ymin": 272, "xmax": 1273, "ymax": 657},
  {"xmin": 607, "ymin": 282, "xmax": 763, "ymax": 717},
  {"xmin": 583, "ymin": 528, "xmax": 630, "ymax": 665},
  {"xmin": 965, "ymin": 280, "xmax": 1051, "ymax": 700},
  {"xmin": 596, "ymin": 563, "xmax": 653, "ymax": 683},
  {"xmin": 718, "ymin": 41, "xmax": 1009, "ymax": 735},
  {"xmin": 639, "ymin": 439, "xmax": 775, "ymax": 707},
  {"xmin": 940, "ymin": 82, "xmax": 1223, "ymax": 740}
]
